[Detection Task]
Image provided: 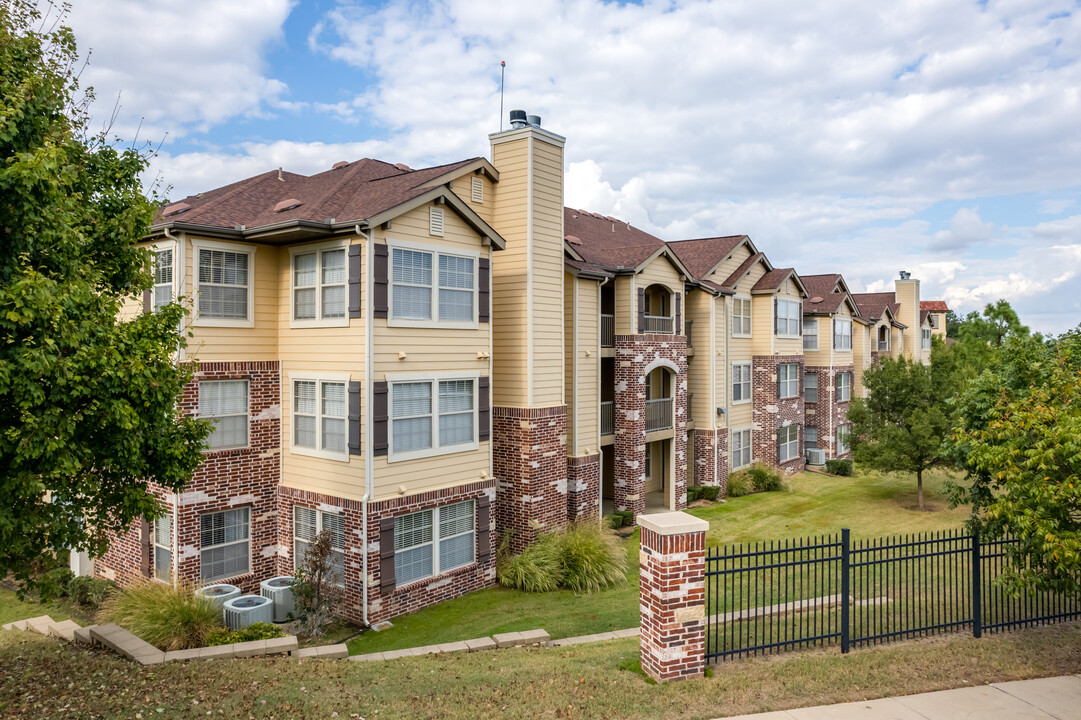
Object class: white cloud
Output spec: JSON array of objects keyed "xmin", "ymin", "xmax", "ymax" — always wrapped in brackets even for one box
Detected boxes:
[
  {"xmin": 1039, "ymin": 198, "xmax": 1075, "ymax": 214},
  {"xmin": 929, "ymin": 208, "xmax": 994, "ymax": 251}
]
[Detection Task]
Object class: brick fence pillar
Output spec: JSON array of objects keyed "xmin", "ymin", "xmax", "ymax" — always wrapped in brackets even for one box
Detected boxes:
[{"xmin": 638, "ymin": 511, "xmax": 708, "ymax": 683}]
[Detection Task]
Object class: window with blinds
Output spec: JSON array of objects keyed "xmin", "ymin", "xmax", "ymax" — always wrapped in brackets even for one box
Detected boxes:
[
  {"xmin": 200, "ymin": 508, "xmax": 250, "ymax": 582},
  {"xmin": 776, "ymin": 299, "xmax": 801, "ymax": 337},
  {"xmin": 199, "ymin": 380, "xmax": 249, "ymax": 450},
  {"xmin": 732, "ymin": 363, "xmax": 752, "ymax": 403},
  {"xmin": 731, "ymin": 429, "xmax": 752, "ymax": 470},
  {"xmin": 389, "ymin": 376, "xmax": 477, "ymax": 460},
  {"xmin": 394, "ymin": 500, "xmax": 475, "ymax": 586},
  {"xmin": 153, "ymin": 514, "xmax": 171, "ymax": 583},
  {"xmin": 293, "ymin": 506, "xmax": 345, "ymax": 583},
  {"xmin": 391, "ymin": 246, "xmax": 475, "ymax": 324},
  {"xmin": 732, "ymin": 297, "xmax": 752, "ymax": 336},
  {"xmin": 779, "ymin": 363, "xmax": 799, "ymax": 399},
  {"xmin": 292, "ymin": 378, "xmax": 348, "ymax": 459},
  {"xmin": 196, "ymin": 246, "xmax": 251, "ymax": 322},
  {"xmin": 292, "ymin": 244, "xmax": 347, "ymax": 324},
  {"xmin": 778, "ymin": 425, "xmax": 800, "ymax": 463},
  {"xmin": 153, "ymin": 248, "xmax": 173, "ymax": 311},
  {"xmin": 834, "ymin": 318, "xmax": 853, "ymax": 350}
]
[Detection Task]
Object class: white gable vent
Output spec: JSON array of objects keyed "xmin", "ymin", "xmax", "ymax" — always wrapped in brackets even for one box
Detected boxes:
[
  {"xmin": 223, "ymin": 594, "xmax": 274, "ymax": 630},
  {"xmin": 429, "ymin": 206, "xmax": 445, "ymax": 237},
  {"xmin": 471, "ymin": 176, "xmax": 484, "ymax": 203},
  {"xmin": 260, "ymin": 576, "xmax": 295, "ymax": 623}
]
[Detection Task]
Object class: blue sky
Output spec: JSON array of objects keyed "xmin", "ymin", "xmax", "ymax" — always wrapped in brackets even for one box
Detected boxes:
[{"xmin": 64, "ymin": 0, "xmax": 1081, "ymax": 334}]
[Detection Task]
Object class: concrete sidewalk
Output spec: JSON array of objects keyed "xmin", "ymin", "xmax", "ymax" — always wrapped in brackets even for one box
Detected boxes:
[{"xmin": 719, "ymin": 674, "xmax": 1081, "ymax": 720}]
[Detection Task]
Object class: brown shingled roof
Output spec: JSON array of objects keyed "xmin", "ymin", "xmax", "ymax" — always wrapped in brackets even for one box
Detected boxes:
[
  {"xmin": 753, "ymin": 268, "xmax": 797, "ymax": 292},
  {"xmin": 563, "ymin": 208, "xmax": 666, "ymax": 270},
  {"xmin": 800, "ymin": 274, "xmax": 843, "ymax": 299},
  {"xmin": 921, "ymin": 300, "xmax": 949, "ymax": 312},
  {"xmin": 721, "ymin": 252, "xmax": 767, "ymax": 290},
  {"xmin": 666, "ymin": 235, "xmax": 747, "ymax": 280},
  {"xmin": 852, "ymin": 292, "xmax": 900, "ymax": 321}
]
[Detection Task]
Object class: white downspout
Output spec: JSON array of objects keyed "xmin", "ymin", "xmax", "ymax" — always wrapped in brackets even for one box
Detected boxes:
[
  {"xmin": 357, "ymin": 224, "xmax": 374, "ymax": 627},
  {"xmin": 162, "ymin": 228, "xmax": 183, "ymax": 585},
  {"xmin": 723, "ymin": 294, "xmax": 731, "ymax": 477},
  {"xmin": 828, "ymin": 316, "xmax": 835, "ymax": 458},
  {"xmin": 710, "ymin": 294, "xmax": 717, "ymax": 489},
  {"xmin": 597, "ymin": 276, "xmax": 609, "ymax": 525}
]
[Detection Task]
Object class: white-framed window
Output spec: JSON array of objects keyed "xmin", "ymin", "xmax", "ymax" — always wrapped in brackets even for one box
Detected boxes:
[
  {"xmin": 803, "ymin": 317, "xmax": 818, "ymax": 350},
  {"xmin": 193, "ymin": 240, "xmax": 255, "ymax": 326},
  {"xmin": 732, "ymin": 297, "xmax": 752, "ymax": 337},
  {"xmin": 779, "ymin": 363, "xmax": 799, "ymax": 399},
  {"xmin": 776, "ymin": 299, "xmax": 801, "ymax": 337},
  {"xmin": 389, "ymin": 241, "xmax": 477, "ymax": 327},
  {"xmin": 394, "ymin": 500, "xmax": 475, "ymax": 586},
  {"xmin": 929, "ymin": 314, "xmax": 940, "ymax": 329},
  {"xmin": 778, "ymin": 424, "xmax": 800, "ymax": 463},
  {"xmin": 471, "ymin": 176, "xmax": 484, "ymax": 203},
  {"xmin": 153, "ymin": 514, "xmax": 171, "ymax": 583},
  {"xmin": 153, "ymin": 247, "xmax": 174, "ymax": 311},
  {"xmin": 429, "ymin": 206, "xmax": 445, "ymax": 237},
  {"xmin": 922, "ymin": 328, "xmax": 932, "ymax": 350},
  {"xmin": 732, "ymin": 363, "xmax": 752, "ymax": 404},
  {"xmin": 291, "ymin": 376, "xmax": 349, "ymax": 461},
  {"xmin": 837, "ymin": 424, "xmax": 852, "ymax": 455},
  {"xmin": 833, "ymin": 318, "xmax": 853, "ymax": 350},
  {"xmin": 293, "ymin": 506, "xmax": 345, "ymax": 583},
  {"xmin": 389, "ymin": 373, "xmax": 477, "ymax": 461},
  {"xmin": 805, "ymin": 427, "xmax": 818, "ymax": 449},
  {"xmin": 200, "ymin": 508, "xmax": 250, "ymax": 582},
  {"xmin": 836, "ymin": 372, "xmax": 851, "ymax": 402},
  {"xmin": 200, "ymin": 380, "xmax": 249, "ymax": 451},
  {"xmin": 804, "ymin": 372, "xmax": 818, "ymax": 403},
  {"xmin": 731, "ymin": 428, "xmax": 752, "ymax": 470},
  {"xmin": 291, "ymin": 241, "xmax": 347, "ymax": 327}
]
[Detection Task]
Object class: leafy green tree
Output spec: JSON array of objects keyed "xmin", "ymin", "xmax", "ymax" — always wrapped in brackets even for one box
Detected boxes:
[
  {"xmin": 0, "ymin": 1, "xmax": 210, "ymax": 592},
  {"xmin": 847, "ymin": 347, "xmax": 956, "ymax": 510},
  {"xmin": 944, "ymin": 309, "xmax": 961, "ymax": 339}
]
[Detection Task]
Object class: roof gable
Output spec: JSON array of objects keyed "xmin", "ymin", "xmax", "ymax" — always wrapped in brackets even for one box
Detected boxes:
[
  {"xmin": 564, "ymin": 208, "xmax": 666, "ymax": 272},
  {"xmin": 666, "ymin": 235, "xmax": 749, "ymax": 280}
]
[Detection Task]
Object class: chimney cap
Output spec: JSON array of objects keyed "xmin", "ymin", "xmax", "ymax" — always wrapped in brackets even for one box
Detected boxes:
[
  {"xmin": 509, "ymin": 109, "xmax": 528, "ymax": 129},
  {"xmin": 899, "ymin": 270, "xmax": 911, "ymax": 280},
  {"xmin": 527, "ymin": 114, "xmax": 541, "ymax": 127}
]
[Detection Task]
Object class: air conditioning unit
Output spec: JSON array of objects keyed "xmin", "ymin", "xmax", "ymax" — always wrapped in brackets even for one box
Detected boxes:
[
  {"xmin": 805, "ymin": 448, "xmax": 826, "ymax": 466},
  {"xmin": 260, "ymin": 576, "xmax": 296, "ymax": 623},
  {"xmin": 195, "ymin": 583, "xmax": 241, "ymax": 610},
  {"xmin": 223, "ymin": 595, "xmax": 274, "ymax": 630}
]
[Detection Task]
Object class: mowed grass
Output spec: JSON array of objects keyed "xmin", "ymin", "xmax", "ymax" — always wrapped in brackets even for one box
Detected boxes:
[
  {"xmin": 2, "ymin": 621, "xmax": 1079, "ymax": 720},
  {"xmin": 349, "ymin": 467, "xmax": 969, "ymax": 654},
  {"xmin": 0, "ymin": 587, "xmax": 87, "ymax": 627}
]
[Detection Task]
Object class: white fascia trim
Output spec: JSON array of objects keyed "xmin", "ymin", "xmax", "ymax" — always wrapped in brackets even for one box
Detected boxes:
[
  {"xmin": 288, "ymin": 238, "xmax": 351, "ymax": 329},
  {"xmin": 385, "ymin": 237, "xmax": 480, "ymax": 330},
  {"xmin": 190, "ymin": 237, "xmax": 257, "ymax": 328}
]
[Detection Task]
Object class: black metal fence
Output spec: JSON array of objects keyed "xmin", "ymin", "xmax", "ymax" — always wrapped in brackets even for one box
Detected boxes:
[{"xmin": 704, "ymin": 528, "xmax": 1081, "ymax": 663}]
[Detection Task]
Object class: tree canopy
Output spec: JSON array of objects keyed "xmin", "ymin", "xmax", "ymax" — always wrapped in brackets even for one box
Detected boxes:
[{"xmin": 0, "ymin": 1, "xmax": 209, "ymax": 591}]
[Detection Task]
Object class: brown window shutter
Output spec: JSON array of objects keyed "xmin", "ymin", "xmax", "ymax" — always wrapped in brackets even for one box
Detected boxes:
[
  {"xmin": 674, "ymin": 292, "xmax": 682, "ymax": 335},
  {"xmin": 476, "ymin": 495, "xmax": 491, "ymax": 562},
  {"xmin": 348, "ymin": 244, "xmax": 362, "ymax": 318},
  {"xmin": 798, "ymin": 302, "xmax": 803, "ymax": 336},
  {"xmin": 140, "ymin": 518, "xmax": 152, "ymax": 577},
  {"xmin": 637, "ymin": 287, "xmax": 646, "ymax": 333},
  {"xmin": 774, "ymin": 298, "xmax": 778, "ymax": 335},
  {"xmin": 478, "ymin": 376, "xmax": 490, "ymax": 441},
  {"xmin": 348, "ymin": 380, "xmax": 362, "ymax": 456},
  {"xmin": 379, "ymin": 517, "xmax": 395, "ymax": 590},
  {"xmin": 373, "ymin": 244, "xmax": 389, "ymax": 318},
  {"xmin": 478, "ymin": 257, "xmax": 490, "ymax": 323},
  {"xmin": 373, "ymin": 381, "xmax": 389, "ymax": 456},
  {"xmin": 142, "ymin": 289, "xmax": 152, "ymax": 314}
]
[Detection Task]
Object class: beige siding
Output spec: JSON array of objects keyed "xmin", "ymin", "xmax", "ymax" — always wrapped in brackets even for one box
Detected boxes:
[
  {"xmin": 685, "ymin": 289, "xmax": 712, "ymax": 430},
  {"xmin": 614, "ymin": 275, "xmax": 635, "ymax": 335},
  {"xmin": 895, "ymin": 280, "xmax": 921, "ymax": 362},
  {"xmin": 452, "ymin": 174, "xmax": 494, "ymax": 225},
  {"xmin": 705, "ymin": 243, "xmax": 751, "ymax": 286},
  {"xmin": 637, "ymin": 254, "xmax": 682, "ymax": 294},
  {"xmin": 714, "ymin": 295, "xmax": 728, "ymax": 430},
  {"xmin": 530, "ymin": 137, "xmax": 565, "ymax": 407},
  {"xmin": 490, "ymin": 138, "xmax": 530, "ymax": 406},
  {"xmin": 371, "ymin": 445, "xmax": 492, "ymax": 502},
  {"xmin": 572, "ymin": 276, "xmax": 600, "ymax": 452}
]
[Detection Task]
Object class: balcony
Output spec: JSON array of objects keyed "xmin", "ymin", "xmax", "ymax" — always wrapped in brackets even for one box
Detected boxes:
[
  {"xmin": 601, "ymin": 401, "xmax": 614, "ymax": 436},
  {"xmin": 645, "ymin": 398, "xmax": 673, "ymax": 432},
  {"xmin": 601, "ymin": 314, "xmax": 615, "ymax": 348},
  {"xmin": 644, "ymin": 314, "xmax": 674, "ymax": 334}
]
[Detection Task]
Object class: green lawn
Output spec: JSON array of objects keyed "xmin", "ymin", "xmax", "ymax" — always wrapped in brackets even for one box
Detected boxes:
[
  {"xmin": 348, "ymin": 467, "xmax": 970, "ymax": 654},
  {"xmin": 0, "ymin": 587, "xmax": 88, "ymax": 627}
]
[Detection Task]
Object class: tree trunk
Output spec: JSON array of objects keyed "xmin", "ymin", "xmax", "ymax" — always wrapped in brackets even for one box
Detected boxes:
[{"xmin": 917, "ymin": 469, "xmax": 924, "ymax": 510}]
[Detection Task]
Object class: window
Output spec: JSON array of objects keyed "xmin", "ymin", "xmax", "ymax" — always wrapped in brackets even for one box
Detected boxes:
[
  {"xmin": 200, "ymin": 380, "xmax": 249, "ymax": 450},
  {"xmin": 195, "ymin": 244, "xmax": 253, "ymax": 324},
  {"xmin": 929, "ymin": 314, "xmax": 939, "ymax": 329},
  {"xmin": 833, "ymin": 319, "xmax": 853, "ymax": 350},
  {"xmin": 779, "ymin": 363, "xmax": 799, "ymax": 399},
  {"xmin": 292, "ymin": 378, "xmax": 347, "ymax": 459},
  {"xmin": 429, "ymin": 206, "xmax": 444, "ymax": 236},
  {"xmin": 153, "ymin": 248, "xmax": 173, "ymax": 311},
  {"xmin": 837, "ymin": 424, "xmax": 852, "ymax": 455},
  {"xmin": 922, "ymin": 328, "xmax": 932, "ymax": 350},
  {"xmin": 732, "ymin": 297, "xmax": 752, "ymax": 336},
  {"xmin": 732, "ymin": 363, "xmax": 752, "ymax": 403},
  {"xmin": 471, "ymin": 176, "xmax": 484, "ymax": 203},
  {"xmin": 390, "ymin": 376, "xmax": 476, "ymax": 460},
  {"xmin": 200, "ymin": 508, "xmax": 250, "ymax": 582},
  {"xmin": 292, "ymin": 244, "xmax": 346, "ymax": 324},
  {"xmin": 805, "ymin": 427, "xmax": 818, "ymax": 450},
  {"xmin": 803, "ymin": 318, "xmax": 818, "ymax": 350},
  {"xmin": 391, "ymin": 245, "xmax": 476, "ymax": 324},
  {"xmin": 804, "ymin": 372, "xmax": 818, "ymax": 403},
  {"xmin": 836, "ymin": 372, "xmax": 851, "ymax": 402},
  {"xmin": 394, "ymin": 501, "xmax": 475, "ymax": 586},
  {"xmin": 778, "ymin": 425, "xmax": 800, "ymax": 463},
  {"xmin": 776, "ymin": 299, "xmax": 801, "ymax": 337},
  {"xmin": 153, "ymin": 514, "xmax": 171, "ymax": 583},
  {"xmin": 731, "ymin": 429, "xmax": 752, "ymax": 470},
  {"xmin": 293, "ymin": 506, "xmax": 345, "ymax": 582}
]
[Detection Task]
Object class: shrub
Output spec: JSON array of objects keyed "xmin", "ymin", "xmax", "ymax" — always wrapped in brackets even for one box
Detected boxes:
[
  {"xmin": 559, "ymin": 523, "xmax": 627, "ymax": 593},
  {"xmin": 38, "ymin": 567, "xmax": 75, "ymax": 599},
  {"xmin": 98, "ymin": 580, "xmax": 223, "ymax": 650},
  {"xmin": 68, "ymin": 576, "xmax": 115, "ymax": 610},
  {"xmin": 498, "ymin": 532, "xmax": 565, "ymax": 592},
  {"xmin": 617, "ymin": 510, "xmax": 635, "ymax": 527},
  {"xmin": 749, "ymin": 463, "xmax": 787, "ymax": 492},
  {"xmin": 686, "ymin": 486, "xmax": 702, "ymax": 502},
  {"xmin": 699, "ymin": 485, "xmax": 720, "ymax": 502},
  {"xmin": 205, "ymin": 622, "xmax": 285, "ymax": 647},
  {"xmin": 826, "ymin": 459, "xmax": 853, "ymax": 476},
  {"xmin": 290, "ymin": 529, "xmax": 345, "ymax": 638},
  {"xmin": 726, "ymin": 470, "xmax": 753, "ymax": 497}
]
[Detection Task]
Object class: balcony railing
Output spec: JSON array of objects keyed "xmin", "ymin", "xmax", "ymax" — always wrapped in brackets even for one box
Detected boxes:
[
  {"xmin": 878, "ymin": 341, "xmax": 890, "ymax": 351},
  {"xmin": 645, "ymin": 397, "xmax": 673, "ymax": 432},
  {"xmin": 601, "ymin": 401, "xmax": 614, "ymax": 436},
  {"xmin": 644, "ymin": 314, "xmax": 674, "ymax": 334},
  {"xmin": 601, "ymin": 314, "xmax": 615, "ymax": 347}
]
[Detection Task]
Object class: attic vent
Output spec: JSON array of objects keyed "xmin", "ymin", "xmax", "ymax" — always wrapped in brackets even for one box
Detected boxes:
[
  {"xmin": 429, "ymin": 206, "xmax": 444, "ymax": 237},
  {"xmin": 332, "ymin": 161, "xmax": 349, "ymax": 169},
  {"xmin": 564, "ymin": 235, "xmax": 582, "ymax": 246},
  {"xmin": 274, "ymin": 198, "xmax": 302, "ymax": 213},
  {"xmin": 162, "ymin": 202, "xmax": 190, "ymax": 217},
  {"xmin": 471, "ymin": 176, "xmax": 484, "ymax": 203},
  {"xmin": 810, "ymin": 296, "xmax": 824, "ymax": 303},
  {"xmin": 395, "ymin": 163, "xmax": 411, "ymax": 172}
]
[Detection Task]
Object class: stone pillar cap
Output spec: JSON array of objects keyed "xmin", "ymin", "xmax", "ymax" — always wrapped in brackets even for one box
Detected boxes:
[{"xmin": 638, "ymin": 511, "xmax": 708, "ymax": 536}]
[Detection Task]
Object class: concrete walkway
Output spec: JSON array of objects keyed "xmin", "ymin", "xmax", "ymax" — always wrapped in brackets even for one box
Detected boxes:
[{"xmin": 718, "ymin": 675, "xmax": 1081, "ymax": 720}]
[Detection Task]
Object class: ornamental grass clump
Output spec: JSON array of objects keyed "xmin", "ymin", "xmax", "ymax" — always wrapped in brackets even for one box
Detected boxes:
[
  {"xmin": 497, "ymin": 532, "xmax": 565, "ymax": 592},
  {"xmin": 498, "ymin": 523, "xmax": 627, "ymax": 593},
  {"xmin": 98, "ymin": 580, "xmax": 224, "ymax": 651}
]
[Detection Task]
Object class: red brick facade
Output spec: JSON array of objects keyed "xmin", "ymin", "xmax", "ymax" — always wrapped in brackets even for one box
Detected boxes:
[
  {"xmin": 492, "ymin": 405, "xmax": 568, "ymax": 554},
  {"xmin": 613, "ymin": 334, "xmax": 688, "ymax": 519},
  {"xmin": 804, "ymin": 364, "xmax": 854, "ymax": 458},
  {"xmin": 567, "ymin": 453, "xmax": 601, "ymax": 522},
  {"xmin": 692, "ymin": 428, "xmax": 730, "ymax": 495},
  {"xmin": 751, "ymin": 355, "xmax": 806, "ymax": 476}
]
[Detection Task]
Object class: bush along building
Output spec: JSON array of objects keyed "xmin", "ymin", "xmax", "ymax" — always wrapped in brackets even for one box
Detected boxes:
[{"xmin": 91, "ymin": 113, "xmax": 946, "ymax": 624}]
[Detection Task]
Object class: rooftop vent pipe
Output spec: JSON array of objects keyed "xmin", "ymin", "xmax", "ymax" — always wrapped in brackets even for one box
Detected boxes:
[
  {"xmin": 899, "ymin": 270, "xmax": 911, "ymax": 280},
  {"xmin": 527, "ymin": 114, "xmax": 541, "ymax": 127},
  {"xmin": 509, "ymin": 109, "xmax": 528, "ymax": 129}
]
